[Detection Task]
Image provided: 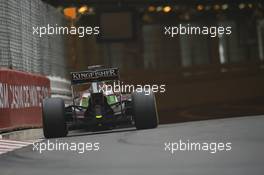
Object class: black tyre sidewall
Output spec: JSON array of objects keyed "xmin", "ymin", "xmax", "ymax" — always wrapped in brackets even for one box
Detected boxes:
[
  {"xmin": 132, "ymin": 91, "xmax": 159, "ymax": 129},
  {"xmin": 42, "ymin": 98, "xmax": 67, "ymax": 138}
]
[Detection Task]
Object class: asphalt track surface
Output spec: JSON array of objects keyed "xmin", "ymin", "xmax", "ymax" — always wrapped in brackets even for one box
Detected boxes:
[{"xmin": 0, "ymin": 115, "xmax": 264, "ymax": 175}]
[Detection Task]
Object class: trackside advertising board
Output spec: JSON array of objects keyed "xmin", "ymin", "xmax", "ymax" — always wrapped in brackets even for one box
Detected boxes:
[{"xmin": 0, "ymin": 69, "xmax": 50, "ymax": 131}]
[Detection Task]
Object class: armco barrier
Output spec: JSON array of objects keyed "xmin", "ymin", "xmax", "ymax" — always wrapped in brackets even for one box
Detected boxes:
[
  {"xmin": 47, "ymin": 76, "xmax": 72, "ymax": 105},
  {"xmin": 0, "ymin": 69, "xmax": 50, "ymax": 132}
]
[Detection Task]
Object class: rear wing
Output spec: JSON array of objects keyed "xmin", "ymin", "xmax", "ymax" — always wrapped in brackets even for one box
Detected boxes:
[{"xmin": 70, "ymin": 67, "xmax": 119, "ymax": 85}]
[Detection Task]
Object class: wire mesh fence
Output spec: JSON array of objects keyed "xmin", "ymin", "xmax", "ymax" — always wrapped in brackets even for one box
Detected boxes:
[{"xmin": 0, "ymin": 0, "xmax": 66, "ymax": 78}]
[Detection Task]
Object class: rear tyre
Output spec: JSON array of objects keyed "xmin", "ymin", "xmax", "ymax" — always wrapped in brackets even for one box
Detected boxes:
[
  {"xmin": 42, "ymin": 98, "xmax": 68, "ymax": 138},
  {"xmin": 132, "ymin": 91, "xmax": 159, "ymax": 129}
]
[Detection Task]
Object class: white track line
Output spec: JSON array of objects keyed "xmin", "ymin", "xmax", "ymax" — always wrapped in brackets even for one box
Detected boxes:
[
  {"xmin": 0, "ymin": 139, "xmax": 42, "ymax": 155},
  {"xmin": 0, "ymin": 139, "xmax": 33, "ymax": 145},
  {"xmin": 0, "ymin": 144, "xmax": 28, "ymax": 149},
  {"xmin": 0, "ymin": 148, "xmax": 16, "ymax": 152},
  {"xmin": 0, "ymin": 148, "xmax": 12, "ymax": 152},
  {"xmin": 0, "ymin": 142, "xmax": 29, "ymax": 147}
]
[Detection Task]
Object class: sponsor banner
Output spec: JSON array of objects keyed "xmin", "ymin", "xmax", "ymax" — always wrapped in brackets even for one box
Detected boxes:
[
  {"xmin": 0, "ymin": 69, "xmax": 50, "ymax": 131},
  {"xmin": 71, "ymin": 68, "xmax": 119, "ymax": 84}
]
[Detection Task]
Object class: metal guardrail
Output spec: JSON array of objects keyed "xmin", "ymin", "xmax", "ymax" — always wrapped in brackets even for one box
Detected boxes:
[
  {"xmin": 0, "ymin": 0, "xmax": 66, "ymax": 78},
  {"xmin": 47, "ymin": 76, "xmax": 72, "ymax": 105}
]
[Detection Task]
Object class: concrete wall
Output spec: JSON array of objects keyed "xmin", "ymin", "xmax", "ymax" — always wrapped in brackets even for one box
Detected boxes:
[{"xmin": 121, "ymin": 63, "xmax": 264, "ymax": 123}]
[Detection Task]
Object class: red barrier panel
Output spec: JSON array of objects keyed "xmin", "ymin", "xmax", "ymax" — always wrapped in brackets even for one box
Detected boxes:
[{"xmin": 0, "ymin": 68, "xmax": 50, "ymax": 132}]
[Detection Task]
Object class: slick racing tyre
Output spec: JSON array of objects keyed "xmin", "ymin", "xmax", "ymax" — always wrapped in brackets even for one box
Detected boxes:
[
  {"xmin": 42, "ymin": 98, "xmax": 68, "ymax": 138},
  {"xmin": 132, "ymin": 91, "xmax": 159, "ymax": 129}
]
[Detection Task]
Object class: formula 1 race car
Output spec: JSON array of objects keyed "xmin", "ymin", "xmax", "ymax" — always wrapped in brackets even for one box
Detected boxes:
[{"xmin": 42, "ymin": 65, "xmax": 159, "ymax": 138}]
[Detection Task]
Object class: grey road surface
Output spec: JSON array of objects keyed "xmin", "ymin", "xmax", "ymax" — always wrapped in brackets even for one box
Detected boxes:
[{"xmin": 0, "ymin": 115, "xmax": 264, "ymax": 175}]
